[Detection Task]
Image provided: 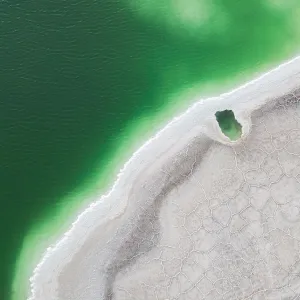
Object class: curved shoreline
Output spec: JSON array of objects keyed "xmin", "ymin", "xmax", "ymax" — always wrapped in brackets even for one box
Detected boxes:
[{"xmin": 27, "ymin": 54, "xmax": 300, "ymax": 300}]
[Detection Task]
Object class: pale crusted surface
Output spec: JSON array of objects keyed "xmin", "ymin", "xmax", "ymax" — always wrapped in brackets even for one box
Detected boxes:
[
  {"xmin": 29, "ymin": 57, "xmax": 300, "ymax": 300},
  {"xmin": 55, "ymin": 89, "xmax": 300, "ymax": 300},
  {"xmin": 110, "ymin": 91, "xmax": 300, "ymax": 300}
]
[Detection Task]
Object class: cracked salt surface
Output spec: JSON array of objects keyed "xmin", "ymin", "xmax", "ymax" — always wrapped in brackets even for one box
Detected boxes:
[{"xmin": 29, "ymin": 56, "xmax": 300, "ymax": 300}]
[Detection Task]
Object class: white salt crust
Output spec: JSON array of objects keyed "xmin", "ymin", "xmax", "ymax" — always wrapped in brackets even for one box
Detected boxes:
[{"xmin": 28, "ymin": 55, "xmax": 300, "ymax": 300}]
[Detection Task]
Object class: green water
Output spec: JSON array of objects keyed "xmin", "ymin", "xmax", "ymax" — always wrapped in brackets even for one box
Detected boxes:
[
  {"xmin": 1, "ymin": 0, "xmax": 300, "ymax": 299},
  {"xmin": 215, "ymin": 110, "xmax": 242, "ymax": 141}
]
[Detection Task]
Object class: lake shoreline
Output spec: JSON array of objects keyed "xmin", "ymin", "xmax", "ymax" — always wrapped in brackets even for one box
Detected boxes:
[{"xmin": 27, "ymin": 54, "xmax": 300, "ymax": 299}]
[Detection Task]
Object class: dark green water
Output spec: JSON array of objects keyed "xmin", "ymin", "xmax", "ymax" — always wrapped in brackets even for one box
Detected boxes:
[
  {"xmin": 1, "ymin": 0, "xmax": 299, "ymax": 299},
  {"xmin": 215, "ymin": 110, "xmax": 242, "ymax": 141}
]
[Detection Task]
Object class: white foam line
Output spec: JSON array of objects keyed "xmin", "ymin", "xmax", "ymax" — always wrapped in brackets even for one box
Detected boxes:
[{"xmin": 27, "ymin": 54, "xmax": 300, "ymax": 300}]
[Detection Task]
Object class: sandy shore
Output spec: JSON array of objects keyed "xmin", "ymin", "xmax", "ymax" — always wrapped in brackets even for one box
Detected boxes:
[{"xmin": 28, "ymin": 55, "xmax": 300, "ymax": 300}]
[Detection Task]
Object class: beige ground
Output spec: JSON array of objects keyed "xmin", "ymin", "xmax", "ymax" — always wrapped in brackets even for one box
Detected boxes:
[{"xmin": 29, "ymin": 57, "xmax": 300, "ymax": 300}]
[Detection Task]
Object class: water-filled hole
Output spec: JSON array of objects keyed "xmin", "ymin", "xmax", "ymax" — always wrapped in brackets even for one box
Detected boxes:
[{"xmin": 215, "ymin": 110, "xmax": 242, "ymax": 141}]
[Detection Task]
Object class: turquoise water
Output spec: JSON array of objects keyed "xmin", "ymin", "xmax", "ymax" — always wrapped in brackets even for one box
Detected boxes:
[{"xmin": 1, "ymin": 0, "xmax": 300, "ymax": 299}]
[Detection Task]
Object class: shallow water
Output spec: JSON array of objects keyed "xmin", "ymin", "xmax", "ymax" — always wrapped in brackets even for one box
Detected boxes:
[
  {"xmin": 1, "ymin": 0, "xmax": 300, "ymax": 299},
  {"xmin": 215, "ymin": 110, "xmax": 242, "ymax": 141}
]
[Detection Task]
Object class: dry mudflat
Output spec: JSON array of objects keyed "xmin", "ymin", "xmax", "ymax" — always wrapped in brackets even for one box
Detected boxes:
[{"xmin": 29, "ymin": 57, "xmax": 300, "ymax": 300}]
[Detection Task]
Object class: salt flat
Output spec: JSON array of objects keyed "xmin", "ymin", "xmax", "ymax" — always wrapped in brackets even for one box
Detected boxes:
[{"xmin": 29, "ymin": 56, "xmax": 300, "ymax": 300}]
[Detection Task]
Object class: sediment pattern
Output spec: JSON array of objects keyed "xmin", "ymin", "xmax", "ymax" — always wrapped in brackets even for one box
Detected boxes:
[{"xmin": 52, "ymin": 87, "xmax": 300, "ymax": 300}]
